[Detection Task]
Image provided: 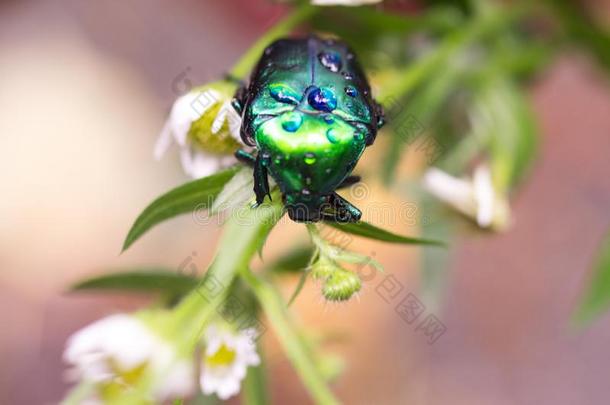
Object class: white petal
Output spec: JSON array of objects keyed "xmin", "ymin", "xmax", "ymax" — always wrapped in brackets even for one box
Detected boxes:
[
  {"xmin": 170, "ymin": 90, "xmax": 220, "ymax": 146},
  {"xmin": 422, "ymin": 168, "xmax": 475, "ymax": 217},
  {"xmin": 63, "ymin": 314, "xmax": 156, "ymax": 381},
  {"xmin": 223, "ymin": 101, "xmax": 243, "ymax": 141},
  {"xmin": 216, "ymin": 377, "xmax": 241, "ymax": 400},
  {"xmin": 199, "ymin": 326, "xmax": 261, "ymax": 400},
  {"xmin": 153, "ymin": 359, "xmax": 196, "ymax": 400},
  {"xmin": 211, "ymin": 102, "xmax": 228, "ymax": 134},
  {"xmin": 191, "ymin": 151, "xmax": 222, "ymax": 179},
  {"xmin": 154, "ymin": 120, "xmax": 174, "ymax": 160},
  {"xmin": 473, "ymin": 164, "xmax": 495, "ymax": 227}
]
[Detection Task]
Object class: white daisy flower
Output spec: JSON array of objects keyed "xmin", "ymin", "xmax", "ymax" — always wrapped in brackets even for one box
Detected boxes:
[
  {"xmin": 155, "ymin": 81, "xmax": 243, "ymax": 179},
  {"xmin": 422, "ymin": 164, "xmax": 511, "ymax": 231},
  {"xmin": 63, "ymin": 314, "xmax": 195, "ymax": 402},
  {"xmin": 200, "ymin": 326, "xmax": 260, "ymax": 400},
  {"xmin": 311, "ymin": 0, "xmax": 382, "ymax": 6}
]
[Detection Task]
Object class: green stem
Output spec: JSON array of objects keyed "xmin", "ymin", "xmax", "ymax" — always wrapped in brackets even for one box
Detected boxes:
[
  {"xmin": 173, "ymin": 194, "xmax": 285, "ymax": 349},
  {"xmin": 242, "ymin": 269, "xmax": 339, "ymax": 405},
  {"xmin": 377, "ymin": 3, "xmax": 532, "ymax": 103},
  {"xmin": 230, "ymin": 5, "xmax": 317, "ymax": 79},
  {"xmin": 243, "ymin": 343, "xmax": 270, "ymax": 405}
]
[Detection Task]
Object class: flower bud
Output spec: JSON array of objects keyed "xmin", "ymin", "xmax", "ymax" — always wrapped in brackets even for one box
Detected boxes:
[
  {"xmin": 310, "ymin": 255, "xmax": 337, "ymax": 281},
  {"xmin": 321, "ymin": 268, "xmax": 362, "ymax": 302}
]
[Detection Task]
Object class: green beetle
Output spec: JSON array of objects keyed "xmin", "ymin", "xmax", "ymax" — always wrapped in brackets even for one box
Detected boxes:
[{"xmin": 232, "ymin": 35, "xmax": 384, "ymax": 222}]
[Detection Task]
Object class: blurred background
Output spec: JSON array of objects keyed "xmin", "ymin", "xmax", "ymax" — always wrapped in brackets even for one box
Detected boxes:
[{"xmin": 1, "ymin": 0, "xmax": 610, "ymax": 404}]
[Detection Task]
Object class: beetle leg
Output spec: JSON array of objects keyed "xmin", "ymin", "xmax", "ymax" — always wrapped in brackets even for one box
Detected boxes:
[
  {"xmin": 253, "ymin": 154, "xmax": 271, "ymax": 205},
  {"xmin": 322, "ymin": 192, "xmax": 362, "ymax": 222},
  {"xmin": 235, "ymin": 149, "xmax": 256, "ymax": 166},
  {"xmin": 337, "ymin": 175, "xmax": 361, "ymax": 189}
]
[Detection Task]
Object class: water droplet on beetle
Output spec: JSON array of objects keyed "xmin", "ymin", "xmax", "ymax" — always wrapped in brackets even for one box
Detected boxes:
[
  {"xmin": 325, "ymin": 168, "xmax": 332, "ymax": 174},
  {"xmin": 345, "ymin": 86, "xmax": 358, "ymax": 97},
  {"xmin": 305, "ymin": 177, "xmax": 312, "ymax": 185},
  {"xmin": 304, "ymin": 152, "xmax": 317, "ymax": 165},
  {"xmin": 342, "ymin": 72, "xmax": 353, "ymax": 80},
  {"xmin": 318, "ymin": 52, "xmax": 342, "ymax": 73},
  {"xmin": 354, "ymin": 129, "xmax": 365, "ymax": 142},
  {"xmin": 326, "ymin": 128, "xmax": 339, "ymax": 144},
  {"xmin": 302, "ymin": 188, "xmax": 311, "ymax": 196},
  {"xmin": 307, "ymin": 86, "xmax": 337, "ymax": 112},
  {"xmin": 323, "ymin": 114, "xmax": 335, "ymax": 124},
  {"xmin": 281, "ymin": 112, "xmax": 303, "ymax": 132}
]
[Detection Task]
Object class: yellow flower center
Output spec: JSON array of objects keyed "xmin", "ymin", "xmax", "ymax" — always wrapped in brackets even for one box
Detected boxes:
[
  {"xmin": 188, "ymin": 102, "xmax": 241, "ymax": 155},
  {"xmin": 206, "ymin": 343, "xmax": 236, "ymax": 367},
  {"xmin": 98, "ymin": 361, "xmax": 148, "ymax": 400}
]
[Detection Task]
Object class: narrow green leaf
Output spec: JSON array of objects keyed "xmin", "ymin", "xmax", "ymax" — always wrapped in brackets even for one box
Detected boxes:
[
  {"xmin": 327, "ymin": 220, "xmax": 446, "ymax": 247},
  {"xmin": 122, "ymin": 166, "xmax": 240, "ymax": 252},
  {"xmin": 287, "ymin": 270, "xmax": 310, "ymax": 307},
  {"xmin": 242, "ymin": 270, "xmax": 339, "ymax": 405},
  {"xmin": 573, "ymin": 230, "xmax": 610, "ymax": 327},
  {"xmin": 70, "ymin": 270, "xmax": 198, "ymax": 295}
]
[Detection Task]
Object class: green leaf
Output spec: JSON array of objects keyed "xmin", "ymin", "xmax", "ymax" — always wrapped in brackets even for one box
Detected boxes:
[
  {"xmin": 70, "ymin": 269, "xmax": 198, "ymax": 295},
  {"xmin": 242, "ymin": 270, "xmax": 339, "ymax": 405},
  {"xmin": 122, "ymin": 166, "xmax": 240, "ymax": 252},
  {"xmin": 327, "ymin": 220, "xmax": 446, "ymax": 247},
  {"xmin": 287, "ymin": 270, "xmax": 310, "ymax": 307},
  {"xmin": 573, "ymin": 231, "xmax": 610, "ymax": 327},
  {"xmin": 472, "ymin": 77, "xmax": 538, "ymax": 191}
]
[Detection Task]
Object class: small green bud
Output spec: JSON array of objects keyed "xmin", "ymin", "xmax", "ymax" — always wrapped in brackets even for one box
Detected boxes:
[
  {"xmin": 310, "ymin": 256, "xmax": 337, "ymax": 281},
  {"xmin": 321, "ymin": 268, "xmax": 361, "ymax": 302}
]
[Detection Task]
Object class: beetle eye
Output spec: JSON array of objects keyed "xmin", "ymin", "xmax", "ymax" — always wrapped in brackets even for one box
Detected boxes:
[{"xmin": 268, "ymin": 83, "xmax": 301, "ymax": 105}]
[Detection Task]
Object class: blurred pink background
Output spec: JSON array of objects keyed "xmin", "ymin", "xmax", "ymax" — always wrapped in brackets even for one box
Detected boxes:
[{"xmin": 1, "ymin": 1, "xmax": 610, "ymax": 404}]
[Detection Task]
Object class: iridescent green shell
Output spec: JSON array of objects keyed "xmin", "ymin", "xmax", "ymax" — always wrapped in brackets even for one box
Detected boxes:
[{"xmin": 236, "ymin": 36, "xmax": 384, "ymax": 220}]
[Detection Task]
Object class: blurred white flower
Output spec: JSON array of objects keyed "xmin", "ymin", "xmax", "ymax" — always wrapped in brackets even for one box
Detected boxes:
[
  {"xmin": 423, "ymin": 164, "xmax": 510, "ymax": 230},
  {"xmin": 155, "ymin": 81, "xmax": 243, "ymax": 179},
  {"xmin": 311, "ymin": 0, "xmax": 382, "ymax": 5},
  {"xmin": 63, "ymin": 314, "xmax": 195, "ymax": 402},
  {"xmin": 200, "ymin": 326, "xmax": 260, "ymax": 400}
]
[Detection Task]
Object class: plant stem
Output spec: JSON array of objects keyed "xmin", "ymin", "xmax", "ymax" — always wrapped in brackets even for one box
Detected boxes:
[{"xmin": 242, "ymin": 269, "xmax": 339, "ymax": 405}]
